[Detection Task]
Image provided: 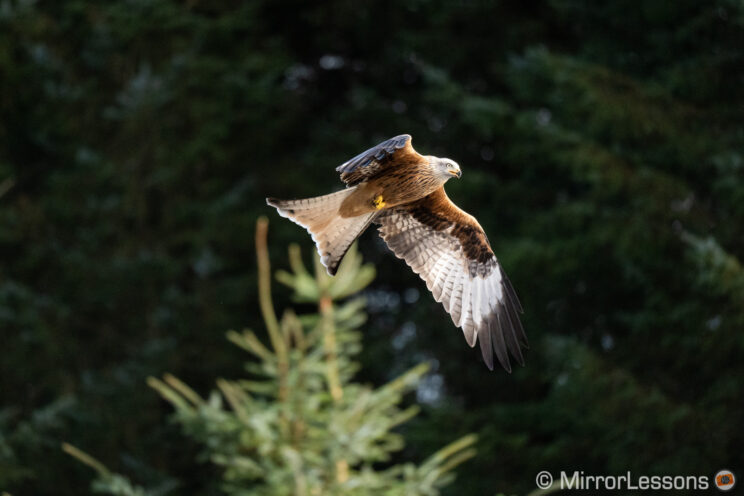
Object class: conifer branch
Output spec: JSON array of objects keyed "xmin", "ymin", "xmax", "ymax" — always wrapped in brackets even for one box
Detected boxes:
[
  {"xmin": 61, "ymin": 443, "xmax": 111, "ymax": 476},
  {"xmin": 255, "ymin": 217, "xmax": 289, "ymax": 403}
]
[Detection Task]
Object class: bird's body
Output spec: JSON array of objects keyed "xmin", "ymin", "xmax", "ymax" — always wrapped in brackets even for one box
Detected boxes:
[
  {"xmin": 338, "ymin": 164, "xmax": 443, "ymax": 217},
  {"xmin": 267, "ymin": 135, "xmax": 526, "ymax": 371}
]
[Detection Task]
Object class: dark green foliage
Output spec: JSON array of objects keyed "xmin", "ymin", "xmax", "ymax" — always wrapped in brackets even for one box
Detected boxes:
[{"xmin": 1, "ymin": 0, "xmax": 743, "ymax": 494}]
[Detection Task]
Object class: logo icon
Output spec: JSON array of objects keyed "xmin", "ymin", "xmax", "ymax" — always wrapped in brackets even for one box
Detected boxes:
[
  {"xmin": 715, "ymin": 470, "xmax": 735, "ymax": 491},
  {"xmin": 535, "ymin": 471, "xmax": 553, "ymax": 490}
]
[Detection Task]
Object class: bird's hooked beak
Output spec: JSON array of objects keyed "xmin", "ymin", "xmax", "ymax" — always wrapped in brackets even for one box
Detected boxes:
[{"xmin": 449, "ymin": 168, "xmax": 462, "ymax": 178}]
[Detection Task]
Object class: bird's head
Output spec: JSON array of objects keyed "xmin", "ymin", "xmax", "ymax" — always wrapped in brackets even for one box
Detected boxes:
[{"xmin": 431, "ymin": 157, "xmax": 462, "ymax": 181}]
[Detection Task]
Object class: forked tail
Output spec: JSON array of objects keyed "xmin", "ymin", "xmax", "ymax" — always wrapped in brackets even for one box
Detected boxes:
[{"xmin": 266, "ymin": 187, "xmax": 377, "ymax": 275}]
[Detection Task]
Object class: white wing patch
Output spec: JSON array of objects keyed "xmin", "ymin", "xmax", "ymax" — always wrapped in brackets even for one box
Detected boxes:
[{"xmin": 377, "ymin": 209, "xmax": 526, "ymax": 371}]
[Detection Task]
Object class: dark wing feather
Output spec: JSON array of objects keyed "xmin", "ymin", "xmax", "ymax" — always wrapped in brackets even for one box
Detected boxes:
[
  {"xmin": 336, "ymin": 134, "xmax": 424, "ymax": 186},
  {"xmin": 376, "ymin": 187, "xmax": 526, "ymax": 371}
]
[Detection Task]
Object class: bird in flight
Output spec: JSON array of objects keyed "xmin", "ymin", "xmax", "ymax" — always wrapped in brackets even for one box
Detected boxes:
[{"xmin": 267, "ymin": 135, "xmax": 526, "ymax": 371}]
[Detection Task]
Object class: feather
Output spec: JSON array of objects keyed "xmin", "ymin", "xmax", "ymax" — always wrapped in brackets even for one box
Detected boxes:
[
  {"xmin": 267, "ymin": 190, "xmax": 377, "ymax": 275},
  {"xmin": 491, "ymin": 313, "xmax": 512, "ymax": 373},
  {"xmin": 377, "ymin": 186, "xmax": 526, "ymax": 372},
  {"xmin": 448, "ymin": 270, "xmax": 464, "ymax": 327},
  {"xmin": 478, "ymin": 317, "xmax": 494, "ymax": 371},
  {"xmin": 459, "ymin": 271, "xmax": 472, "ymax": 329},
  {"xmin": 336, "ymin": 135, "xmax": 425, "ymax": 186}
]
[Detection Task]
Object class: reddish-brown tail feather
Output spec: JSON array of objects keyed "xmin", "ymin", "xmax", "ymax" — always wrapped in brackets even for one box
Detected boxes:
[{"xmin": 266, "ymin": 188, "xmax": 377, "ymax": 275}]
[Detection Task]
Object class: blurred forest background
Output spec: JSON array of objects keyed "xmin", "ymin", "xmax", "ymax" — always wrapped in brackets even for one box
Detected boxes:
[{"xmin": 2, "ymin": 0, "xmax": 744, "ymax": 494}]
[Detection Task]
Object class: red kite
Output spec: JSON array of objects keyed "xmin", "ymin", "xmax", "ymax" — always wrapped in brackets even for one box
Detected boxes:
[{"xmin": 267, "ymin": 135, "xmax": 526, "ymax": 371}]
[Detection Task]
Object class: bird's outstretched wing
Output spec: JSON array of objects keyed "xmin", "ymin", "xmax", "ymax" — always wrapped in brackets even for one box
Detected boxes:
[
  {"xmin": 336, "ymin": 134, "xmax": 425, "ymax": 186},
  {"xmin": 377, "ymin": 187, "xmax": 526, "ymax": 371}
]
